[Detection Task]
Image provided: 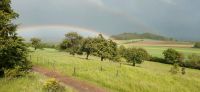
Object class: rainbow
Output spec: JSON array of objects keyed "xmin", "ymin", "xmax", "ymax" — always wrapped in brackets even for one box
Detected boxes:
[{"xmin": 17, "ymin": 24, "xmax": 111, "ymax": 39}]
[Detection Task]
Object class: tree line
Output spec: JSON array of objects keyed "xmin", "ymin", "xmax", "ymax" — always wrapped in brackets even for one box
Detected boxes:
[{"xmin": 59, "ymin": 32, "xmax": 150, "ymax": 66}]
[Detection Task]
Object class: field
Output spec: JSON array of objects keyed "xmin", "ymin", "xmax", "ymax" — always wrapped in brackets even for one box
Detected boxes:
[
  {"xmin": 115, "ymin": 39, "xmax": 200, "ymax": 58},
  {"xmin": 0, "ymin": 72, "xmax": 76, "ymax": 92},
  {"xmin": 30, "ymin": 48, "xmax": 200, "ymax": 92}
]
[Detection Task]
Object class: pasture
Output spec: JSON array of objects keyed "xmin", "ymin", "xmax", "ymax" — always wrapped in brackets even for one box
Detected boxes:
[
  {"xmin": 30, "ymin": 48, "xmax": 200, "ymax": 92},
  {"xmin": 115, "ymin": 39, "xmax": 200, "ymax": 58}
]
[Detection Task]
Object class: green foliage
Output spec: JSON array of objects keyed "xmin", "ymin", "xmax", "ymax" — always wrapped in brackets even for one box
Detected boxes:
[
  {"xmin": 60, "ymin": 32, "xmax": 83, "ymax": 55},
  {"xmin": 30, "ymin": 38, "xmax": 42, "ymax": 50},
  {"xmin": 124, "ymin": 48, "xmax": 150, "ymax": 66},
  {"xmin": 4, "ymin": 66, "xmax": 28, "ymax": 79},
  {"xmin": 170, "ymin": 63, "xmax": 180, "ymax": 74},
  {"xmin": 43, "ymin": 78, "xmax": 65, "ymax": 92},
  {"xmin": 93, "ymin": 34, "xmax": 118, "ymax": 61},
  {"xmin": 0, "ymin": 0, "xmax": 31, "ymax": 77},
  {"xmin": 80, "ymin": 37, "xmax": 96, "ymax": 59},
  {"xmin": 163, "ymin": 48, "xmax": 184, "ymax": 64},
  {"xmin": 194, "ymin": 42, "xmax": 200, "ymax": 48},
  {"xmin": 181, "ymin": 67, "xmax": 186, "ymax": 75}
]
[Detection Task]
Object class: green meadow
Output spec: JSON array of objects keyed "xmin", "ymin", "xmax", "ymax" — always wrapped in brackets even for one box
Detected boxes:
[
  {"xmin": 138, "ymin": 46, "xmax": 200, "ymax": 58},
  {"xmin": 30, "ymin": 48, "xmax": 200, "ymax": 92}
]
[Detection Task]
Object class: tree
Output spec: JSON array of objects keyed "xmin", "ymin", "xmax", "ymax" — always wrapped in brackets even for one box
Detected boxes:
[
  {"xmin": 163, "ymin": 48, "xmax": 184, "ymax": 64},
  {"xmin": 80, "ymin": 37, "xmax": 96, "ymax": 59},
  {"xmin": 30, "ymin": 38, "xmax": 41, "ymax": 50},
  {"xmin": 93, "ymin": 34, "xmax": 118, "ymax": 61},
  {"xmin": 62, "ymin": 32, "xmax": 83, "ymax": 55},
  {"xmin": 0, "ymin": 0, "xmax": 31, "ymax": 77},
  {"xmin": 194, "ymin": 42, "xmax": 200, "ymax": 48},
  {"xmin": 163, "ymin": 48, "xmax": 184, "ymax": 74},
  {"xmin": 124, "ymin": 48, "xmax": 149, "ymax": 66}
]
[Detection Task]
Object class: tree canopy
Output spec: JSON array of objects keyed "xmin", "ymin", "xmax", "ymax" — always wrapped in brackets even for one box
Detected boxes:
[
  {"xmin": 0, "ymin": 0, "xmax": 31, "ymax": 77},
  {"xmin": 30, "ymin": 38, "xmax": 41, "ymax": 50}
]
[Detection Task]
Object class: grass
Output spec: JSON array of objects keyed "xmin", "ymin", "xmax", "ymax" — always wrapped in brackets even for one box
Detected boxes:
[
  {"xmin": 139, "ymin": 46, "xmax": 200, "ymax": 58},
  {"xmin": 0, "ymin": 72, "xmax": 76, "ymax": 92},
  {"xmin": 30, "ymin": 48, "xmax": 200, "ymax": 92}
]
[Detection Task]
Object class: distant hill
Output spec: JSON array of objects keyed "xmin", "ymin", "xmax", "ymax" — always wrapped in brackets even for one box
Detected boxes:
[{"xmin": 111, "ymin": 32, "xmax": 172, "ymax": 41}]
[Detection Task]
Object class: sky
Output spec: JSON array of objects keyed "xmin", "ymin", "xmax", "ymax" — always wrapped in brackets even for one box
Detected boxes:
[{"xmin": 11, "ymin": 0, "xmax": 200, "ymax": 41}]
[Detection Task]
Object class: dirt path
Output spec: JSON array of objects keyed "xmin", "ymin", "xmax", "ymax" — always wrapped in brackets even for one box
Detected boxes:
[{"xmin": 32, "ymin": 66, "xmax": 107, "ymax": 92}]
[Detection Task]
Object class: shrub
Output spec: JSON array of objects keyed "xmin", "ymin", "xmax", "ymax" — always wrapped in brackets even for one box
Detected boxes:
[
  {"xmin": 163, "ymin": 48, "xmax": 184, "ymax": 64},
  {"xmin": 43, "ymin": 78, "xmax": 65, "ymax": 92},
  {"xmin": 4, "ymin": 66, "xmax": 29, "ymax": 79},
  {"xmin": 170, "ymin": 63, "xmax": 180, "ymax": 74},
  {"xmin": 194, "ymin": 42, "xmax": 200, "ymax": 48}
]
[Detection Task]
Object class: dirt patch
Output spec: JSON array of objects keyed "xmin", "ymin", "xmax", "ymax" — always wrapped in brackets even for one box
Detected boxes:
[{"xmin": 32, "ymin": 66, "xmax": 107, "ymax": 92}]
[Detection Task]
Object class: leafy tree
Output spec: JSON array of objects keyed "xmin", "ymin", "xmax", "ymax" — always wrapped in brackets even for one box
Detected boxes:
[
  {"xmin": 0, "ymin": 0, "xmax": 31, "ymax": 77},
  {"xmin": 163, "ymin": 48, "xmax": 184, "ymax": 64},
  {"xmin": 62, "ymin": 32, "xmax": 83, "ymax": 55},
  {"xmin": 194, "ymin": 42, "xmax": 200, "ymax": 48},
  {"xmin": 93, "ymin": 34, "xmax": 118, "ymax": 61},
  {"xmin": 80, "ymin": 37, "xmax": 96, "ymax": 59},
  {"xmin": 107, "ymin": 40, "xmax": 119, "ymax": 61},
  {"xmin": 124, "ymin": 48, "xmax": 149, "ymax": 66},
  {"xmin": 30, "ymin": 38, "xmax": 41, "ymax": 50}
]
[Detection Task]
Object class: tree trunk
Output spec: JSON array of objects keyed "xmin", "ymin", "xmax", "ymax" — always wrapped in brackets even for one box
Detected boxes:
[
  {"xmin": 132, "ymin": 62, "xmax": 136, "ymax": 66},
  {"xmin": 101, "ymin": 57, "xmax": 104, "ymax": 61},
  {"xmin": 0, "ymin": 69, "xmax": 4, "ymax": 78},
  {"xmin": 86, "ymin": 53, "xmax": 90, "ymax": 59},
  {"xmin": 35, "ymin": 47, "xmax": 36, "ymax": 50}
]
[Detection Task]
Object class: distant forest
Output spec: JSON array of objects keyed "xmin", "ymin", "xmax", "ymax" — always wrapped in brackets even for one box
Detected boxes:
[{"xmin": 111, "ymin": 32, "xmax": 173, "ymax": 41}]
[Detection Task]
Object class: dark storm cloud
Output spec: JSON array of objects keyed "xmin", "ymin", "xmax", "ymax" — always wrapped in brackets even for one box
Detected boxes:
[{"xmin": 11, "ymin": 0, "xmax": 200, "ymax": 41}]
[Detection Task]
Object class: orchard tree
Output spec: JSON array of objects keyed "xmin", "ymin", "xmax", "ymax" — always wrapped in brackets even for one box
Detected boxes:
[
  {"xmin": 30, "ymin": 38, "xmax": 41, "ymax": 50},
  {"xmin": 94, "ymin": 34, "xmax": 118, "ymax": 61},
  {"xmin": 80, "ymin": 37, "xmax": 96, "ymax": 59},
  {"xmin": 107, "ymin": 40, "xmax": 119, "ymax": 61},
  {"xmin": 124, "ymin": 48, "xmax": 149, "ymax": 66},
  {"xmin": 63, "ymin": 32, "xmax": 83, "ymax": 55},
  {"xmin": 0, "ymin": 0, "xmax": 31, "ymax": 77}
]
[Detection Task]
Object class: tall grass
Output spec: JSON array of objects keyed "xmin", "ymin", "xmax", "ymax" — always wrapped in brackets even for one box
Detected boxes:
[
  {"xmin": 30, "ymin": 48, "xmax": 200, "ymax": 92},
  {"xmin": 0, "ymin": 72, "xmax": 76, "ymax": 92}
]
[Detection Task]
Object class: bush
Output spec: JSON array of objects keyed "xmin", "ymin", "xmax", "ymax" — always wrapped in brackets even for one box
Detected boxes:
[
  {"xmin": 43, "ymin": 78, "xmax": 65, "ymax": 92},
  {"xmin": 163, "ymin": 48, "xmax": 184, "ymax": 64},
  {"xmin": 4, "ymin": 66, "xmax": 29, "ymax": 79},
  {"xmin": 170, "ymin": 63, "xmax": 180, "ymax": 74},
  {"xmin": 194, "ymin": 42, "xmax": 200, "ymax": 48},
  {"xmin": 149, "ymin": 56, "xmax": 170, "ymax": 64}
]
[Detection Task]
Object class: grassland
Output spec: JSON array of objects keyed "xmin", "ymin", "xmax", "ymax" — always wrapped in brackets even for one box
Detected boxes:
[
  {"xmin": 0, "ymin": 72, "xmax": 76, "ymax": 92},
  {"xmin": 30, "ymin": 48, "xmax": 200, "ymax": 92},
  {"xmin": 115, "ymin": 39, "xmax": 200, "ymax": 58}
]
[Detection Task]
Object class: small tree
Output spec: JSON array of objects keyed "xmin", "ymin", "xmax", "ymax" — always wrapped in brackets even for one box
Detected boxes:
[
  {"xmin": 93, "ymin": 34, "xmax": 118, "ymax": 61},
  {"xmin": 124, "ymin": 48, "xmax": 149, "ymax": 66},
  {"xmin": 30, "ymin": 38, "xmax": 41, "ymax": 50},
  {"xmin": 81, "ymin": 37, "xmax": 96, "ymax": 59},
  {"xmin": 163, "ymin": 48, "xmax": 184, "ymax": 64},
  {"xmin": 63, "ymin": 32, "xmax": 83, "ymax": 55}
]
